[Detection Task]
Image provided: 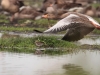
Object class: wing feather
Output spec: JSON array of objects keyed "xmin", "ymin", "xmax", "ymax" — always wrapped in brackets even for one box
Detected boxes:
[
  {"xmin": 44, "ymin": 14, "xmax": 88, "ymax": 33},
  {"xmin": 62, "ymin": 23, "xmax": 95, "ymax": 41}
]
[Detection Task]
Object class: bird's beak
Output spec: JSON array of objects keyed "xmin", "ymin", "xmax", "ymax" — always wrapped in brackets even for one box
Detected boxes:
[
  {"xmin": 42, "ymin": 14, "xmax": 48, "ymax": 18},
  {"xmin": 91, "ymin": 21, "xmax": 100, "ymax": 29},
  {"xmin": 49, "ymin": 4, "xmax": 53, "ymax": 7}
]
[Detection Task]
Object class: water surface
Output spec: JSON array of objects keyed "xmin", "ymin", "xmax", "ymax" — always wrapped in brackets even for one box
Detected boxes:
[{"xmin": 0, "ymin": 50, "xmax": 100, "ymax": 75}]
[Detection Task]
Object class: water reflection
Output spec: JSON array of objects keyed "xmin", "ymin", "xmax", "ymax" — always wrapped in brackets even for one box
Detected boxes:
[
  {"xmin": 63, "ymin": 64, "xmax": 89, "ymax": 75},
  {"xmin": 0, "ymin": 50, "xmax": 100, "ymax": 75},
  {"xmin": 78, "ymin": 35, "xmax": 100, "ymax": 45}
]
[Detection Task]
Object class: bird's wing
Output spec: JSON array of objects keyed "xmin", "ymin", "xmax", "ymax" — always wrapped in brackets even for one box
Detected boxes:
[
  {"xmin": 44, "ymin": 13, "xmax": 91, "ymax": 33},
  {"xmin": 62, "ymin": 23, "xmax": 94, "ymax": 41}
]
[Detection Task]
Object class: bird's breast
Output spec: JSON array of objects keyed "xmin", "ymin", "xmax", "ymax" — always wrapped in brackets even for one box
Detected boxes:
[{"xmin": 1, "ymin": 0, "xmax": 10, "ymax": 9}]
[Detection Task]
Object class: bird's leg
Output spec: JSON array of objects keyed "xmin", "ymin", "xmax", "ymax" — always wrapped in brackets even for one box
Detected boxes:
[
  {"xmin": 10, "ymin": 15, "xmax": 14, "ymax": 22},
  {"xmin": 9, "ymin": 14, "xmax": 15, "ymax": 25},
  {"xmin": 10, "ymin": 13, "xmax": 19, "ymax": 26},
  {"xmin": 42, "ymin": 14, "xmax": 51, "ymax": 28},
  {"xmin": 47, "ymin": 18, "xmax": 51, "ymax": 28}
]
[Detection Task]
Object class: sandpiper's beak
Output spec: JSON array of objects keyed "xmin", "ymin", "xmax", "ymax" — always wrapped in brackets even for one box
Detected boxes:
[{"xmin": 42, "ymin": 14, "xmax": 48, "ymax": 18}]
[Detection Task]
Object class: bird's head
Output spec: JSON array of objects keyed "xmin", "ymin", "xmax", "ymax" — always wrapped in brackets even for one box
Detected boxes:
[
  {"xmin": 87, "ymin": 15, "xmax": 100, "ymax": 29},
  {"xmin": 42, "ymin": 13, "xmax": 56, "ymax": 19},
  {"xmin": 42, "ymin": 14, "xmax": 48, "ymax": 18},
  {"xmin": 91, "ymin": 21, "xmax": 100, "ymax": 29}
]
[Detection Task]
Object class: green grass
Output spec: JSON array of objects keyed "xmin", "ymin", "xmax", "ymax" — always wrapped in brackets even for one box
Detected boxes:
[
  {"xmin": 33, "ymin": 36, "xmax": 77, "ymax": 48},
  {"xmin": 0, "ymin": 15, "xmax": 9, "ymax": 23},
  {"xmin": 0, "ymin": 26, "xmax": 46, "ymax": 32},
  {"xmin": 94, "ymin": 17, "xmax": 100, "ymax": 23},
  {"xmin": 0, "ymin": 14, "xmax": 57, "ymax": 27},
  {"xmin": 93, "ymin": 29, "xmax": 100, "ymax": 34},
  {"xmin": 0, "ymin": 36, "xmax": 77, "ymax": 48},
  {"xmin": 0, "ymin": 36, "xmax": 78, "ymax": 53},
  {"xmin": 0, "ymin": 35, "xmax": 100, "ymax": 54},
  {"xmin": 0, "ymin": 14, "xmax": 57, "ymax": 32},
  {"xmin": 92, "ymin": 17, "xmax": 100, "ymax": 34},
  {"xmin": 91, "ymin": 3, "xmax": 100, "ymax": 8}
]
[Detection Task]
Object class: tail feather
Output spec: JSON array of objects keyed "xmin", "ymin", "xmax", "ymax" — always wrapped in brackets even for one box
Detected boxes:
[{"xmin": 34, "ymin": 30, "xmax": 43, "ymax": 33}]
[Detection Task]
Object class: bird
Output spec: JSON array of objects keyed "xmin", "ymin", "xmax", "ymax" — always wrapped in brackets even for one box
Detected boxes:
[
  {"xmin": 12, "ymin": 6, "xmax": 43, "ymax": 22},
  {"xmin": 42, "ymin": 12, "xmax": 69, "ymax": 20},
  {"xmin": 95, "ymin": 6, "xmax": 100, "ymax": 18},
  {"xmin": 34, "ymin": 12, "xmax": 100, "ymax": 42},
  {"xmin": 1, "ymin": 0, "xmax": 24, "ymax": 22},
  {"xmin": 35, "ymin": 40, "xmax": 45, "ymax": 47},
  {"xmin": 39, "ymin": 0, "xmax": 55, "ymax": 13},
  {"xmin": 82, "ymin": 5, "xmax": 95, "ymax": 17}
]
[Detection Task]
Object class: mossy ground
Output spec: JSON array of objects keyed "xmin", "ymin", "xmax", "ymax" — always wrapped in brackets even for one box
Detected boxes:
[
  {"xmin": 0, "ymin": 34, "xmax": 100, "ymax": 54},
  {"xmin": 0, "ymin": 35, "xmax": 78, "ymax": 54},
  {"xmin": 0, "ymin": 36, "xmax": 77, "ymax": 48}
]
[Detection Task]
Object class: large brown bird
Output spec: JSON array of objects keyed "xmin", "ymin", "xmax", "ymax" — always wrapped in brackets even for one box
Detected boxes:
[
  {"xmin": 40, "ymin": 0, "xmax": 55, "ymax": 13},
  {"xmin": 1, "ymin": 0, "xmax": 24, "ymax": 22},
  {"xmin": 35, "ymin": 12, "xmax": 100, "ymax": 42},
  {"xmin": 12, "ymin": 6, "xmax": 43, "ymax": 22}
]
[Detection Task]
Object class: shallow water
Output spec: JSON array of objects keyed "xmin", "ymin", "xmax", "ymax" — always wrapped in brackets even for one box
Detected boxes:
[
  {"xmin": 78, "ymin": 35, "xmax": 100, "ymax": 45},
  {"xmin": 0, "ymin": 50, "xmax": 100, "ymax": 75}
]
